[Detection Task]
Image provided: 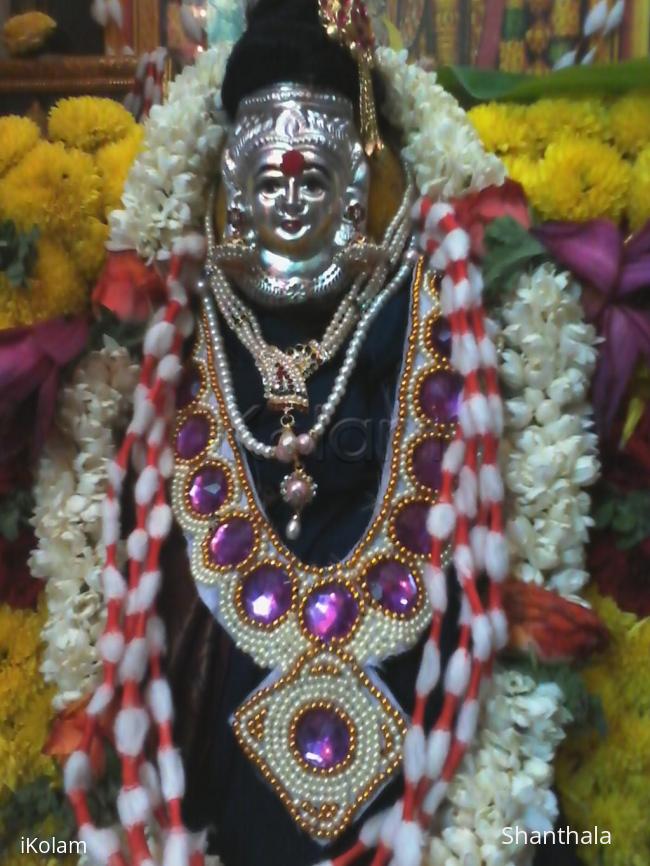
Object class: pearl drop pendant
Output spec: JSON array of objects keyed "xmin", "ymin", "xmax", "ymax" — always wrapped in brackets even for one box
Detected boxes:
[{"xmin": 286, "ymin": 514, "xmax": 302, "ymax": 540}]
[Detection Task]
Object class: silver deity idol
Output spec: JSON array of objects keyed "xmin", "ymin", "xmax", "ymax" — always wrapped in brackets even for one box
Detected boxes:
[{"xmin": 217, "ymin": 83, "xmax": 372, "ymax": 307}]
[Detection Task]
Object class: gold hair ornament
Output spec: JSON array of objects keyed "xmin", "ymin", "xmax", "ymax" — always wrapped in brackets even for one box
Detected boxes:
[{"xmin": 318, "ymin": 0, "xmax": 383, "ymax": 157}]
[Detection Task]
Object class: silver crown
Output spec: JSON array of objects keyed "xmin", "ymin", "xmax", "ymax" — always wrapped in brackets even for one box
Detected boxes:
[{"xmin": 222, "ymin": 82, "xmax": 364, "ymax": 181}]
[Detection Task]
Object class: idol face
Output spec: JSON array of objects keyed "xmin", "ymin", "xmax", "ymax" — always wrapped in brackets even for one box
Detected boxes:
[
  {"xmin": 219, "ymin": 83, "xmax": 370, "ymax": 307},
  {"xmin": 248, "ymin": 146, "xmax": 344, "ymax": 261}
]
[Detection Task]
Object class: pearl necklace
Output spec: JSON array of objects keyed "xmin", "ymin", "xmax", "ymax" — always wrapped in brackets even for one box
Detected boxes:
[
  {"xmin": 204, "ymin": 170, "xmax": 414, "ymax": 415},
  {"xmin": 203, "ymin": 170, "xmax": 416, "ymax": 538}
]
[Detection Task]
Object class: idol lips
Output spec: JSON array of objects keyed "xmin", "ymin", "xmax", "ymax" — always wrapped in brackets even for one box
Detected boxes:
[{"xmin": 281, "ymin": 218, "xmax": 303, "ymax": 234}]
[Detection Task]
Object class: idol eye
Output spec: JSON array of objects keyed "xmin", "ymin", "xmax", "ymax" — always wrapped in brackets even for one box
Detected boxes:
[
  {"xmin": 258, "ymin": 176, "xmax": 283, "ymax": 196},
  {"xmin": 303, "ymin": 174, "xmax": 327, "ymax": 195}
]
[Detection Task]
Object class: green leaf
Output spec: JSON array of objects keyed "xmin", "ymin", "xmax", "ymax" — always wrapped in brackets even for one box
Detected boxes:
[
  {"xmin": 438, "ymin": 58, "xmax": 650, "ymax": 108},
  {"xmin": 90, "ymin": 308, "xmax": 146, "ymax": 355},
  {"xmin": 482, "ymin": 216, "xmax": 550, "ymax": 301},
  {"xmin": 0, "ymin": 219, "xmax": 40, "ymax": 287}
]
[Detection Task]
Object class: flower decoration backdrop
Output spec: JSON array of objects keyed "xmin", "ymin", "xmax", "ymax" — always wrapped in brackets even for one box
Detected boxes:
[{"xmin": 0, "ymin": 30, "xmax": 649, "ymax": 866}]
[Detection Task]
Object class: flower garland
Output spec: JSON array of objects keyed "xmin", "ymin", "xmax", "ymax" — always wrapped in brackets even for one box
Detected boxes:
[
  {"xmin": 107, "ymin": 45, "xmax": 232, "ymax": 262},
  {"xmin": 0, "ymin": 601, "xmax": 57, "ymax": 795},
  {"xmin": 30, "ymin": 346, "xmax": 139, "ymax": 711},
  {"xmin": 428, "ymin": 668, "xmax": 570, "ymax": 866},
  {"xmin": 468, "ymin": 94, "xmax": 650, "ymax": 226},
  {"xmin": 555, "ymin": 589, "xmax": 650, "ymax": 866},
  {"xmin": 497, "ymin": 263, "xmax": 599, "ymax": 598},
  {"xmin": 0, "ymin": 98, "xmax": 141, "ymax": 330},
  {"xmin": 28, "ymin": 46, "xmax": 600, "ymax": 866}
]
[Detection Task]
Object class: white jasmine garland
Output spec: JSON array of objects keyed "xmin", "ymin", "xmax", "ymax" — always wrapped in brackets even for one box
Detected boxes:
[
  {"xmin": 30, "ymin": 345, "xmax": 139, "ymax": 710},
  {"xmin": 426, "ymin": 668, "xmax": 570, "ymax": 866},
  {"xmin": 375, "ymin": 48, "xmax": 505, "ymax": 198},
  {"xmin": 107, "ymin": 44, "xmax": 232, "ymax": 262},
  {"xmin": 495, "ymin": 264, "xmax": 600, "ymax": 598}
]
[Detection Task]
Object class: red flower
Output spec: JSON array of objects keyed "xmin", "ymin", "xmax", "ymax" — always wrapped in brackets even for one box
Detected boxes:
[
  {"xmin": 588, "ymin": 531, "xmax": 650, "ymax": 619},
  {"xmin": 44, "ymin": 695, "xmax": 114, "ymax": 777},
  {"xmin": 93, "ymin": 250, "xmax": 166, "ymax": 322},
  {"xmin": 0, "ymin": 528, "xmax": 42, "ymax": 609},
  {"xmin": 502, "ymin": 579, "xmax": 609, "ymax": 663},
  {"xmin": 452, "ymin": 179, "xmax": 531, "ymax": 259},
  {"xmin": 0, "ymin": 316, "xmax": 88, "ymax": 490}
]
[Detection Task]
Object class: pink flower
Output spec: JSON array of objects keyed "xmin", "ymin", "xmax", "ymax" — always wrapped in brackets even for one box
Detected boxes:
[
  {"xmin": 0, "ymin": 316, "xmax": 88, "ymax": 488},
  {"xmin": 452, "ymin": 179, "xmax": 531, "ymax": 259},
  {"xmin": 93, "ymin": 250, "xmax": 166, "ymax": 322}
]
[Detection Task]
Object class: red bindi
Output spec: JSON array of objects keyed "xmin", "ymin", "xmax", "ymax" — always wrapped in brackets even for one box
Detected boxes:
[{"xmin": 281, "ymin": 149, "xmax": 305, "ymax": 177}]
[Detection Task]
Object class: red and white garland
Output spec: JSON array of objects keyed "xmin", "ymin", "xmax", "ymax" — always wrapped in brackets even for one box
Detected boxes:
[
  {"xmin": 64, "ymin": 239, "xmax": 207, "ymax": 866},
  {"xmin": 64, "ymin": 186, "xmax": 509, "ymax": 866}
]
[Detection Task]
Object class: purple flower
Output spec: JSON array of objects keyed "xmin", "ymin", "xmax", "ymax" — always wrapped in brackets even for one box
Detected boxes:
[
  {"xmin": 0, "ymin": 316, "xmax": 88, "ymax": 492},
  {"xmin": 535, "ymin": 219, "xmax": 650, "ymax": 433}
]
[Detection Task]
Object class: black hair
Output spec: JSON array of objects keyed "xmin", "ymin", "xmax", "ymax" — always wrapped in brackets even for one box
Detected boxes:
[{"xmin": 221, "ymin": 0, "xmax": 368, "ymax": 120}]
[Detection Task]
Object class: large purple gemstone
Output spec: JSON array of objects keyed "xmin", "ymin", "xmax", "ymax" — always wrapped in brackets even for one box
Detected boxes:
[
  {"xmin": 365, "ymin": 560, "xmax": 419, "ymax": 615},
  {"xmin": 393, "ymin": 501, "xmax": 431, "ymax": 556},
  {"xmin": 241, "ymin": 565, "xmax": 292, "ymax": 625},
  {"xmin": 188, "ymin": 465, "xmax": 228, "ymax": 515},
  {"xmin": 176, "ymin": 364, "xmax": 201, "ymax": 409},
  {"xmin": 176, "ymin": 414, "xmax": 210, "ymax": 460},
  {"xmin": 429, "ymin": 316, "xmax": 452, "ymax": 358},
  {"xmin": 411, "ymin": 437, "xmax": 444, "ymax": 490},
  {"xmin": 419, "ymin": 371, "xmax": 462, "ymax": 424},
  {"xmin": 294, "ymin": 707, "xmax": 351, "ymax": 771},
  {"xmin": 209, "ymin": 517, "xmax": 254, "ymax": 567},
  {"xmin": 302, "ymin": 582, "xmax": 359, "ymax": 642}
]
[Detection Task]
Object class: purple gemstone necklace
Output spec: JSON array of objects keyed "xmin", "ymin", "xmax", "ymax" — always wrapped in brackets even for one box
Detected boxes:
[{"xmin": 170, "ymin": 259, "xmax": 459, "ymax": 842}]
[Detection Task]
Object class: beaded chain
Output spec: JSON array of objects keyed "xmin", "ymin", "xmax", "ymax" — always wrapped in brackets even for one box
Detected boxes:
[{"xmin": 64, "ymin": 199, "xmax": 507, "ymax": 866}]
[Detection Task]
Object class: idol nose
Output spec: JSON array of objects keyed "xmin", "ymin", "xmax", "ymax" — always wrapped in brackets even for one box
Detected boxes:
[{"xmin": 282, "ymin": 178, "xmax": 304, "ymax": 216}]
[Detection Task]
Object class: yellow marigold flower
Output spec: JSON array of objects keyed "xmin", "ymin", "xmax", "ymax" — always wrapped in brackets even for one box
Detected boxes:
[
  {"xmin": 49, "ymin": 96, "xmax": 135, "ymax": 153},
  {"xmin": 468, "ymin": 103, "xmax": 534, "ymax": 156},
  {"xmin": 0, "ymin": 602, "xmax": 57, "ymax": 795},
  {"xmin": 0, "ymin": 238, "xmax": 86, "ymax": 329},
  {"xmin": 526, "ymin": 98, "xmax": 608, "ymax": 156},
  {"xmin": 609, "ymin": 92, "xmax": 650, "ymax": 157},
  {"xmin": 96, "ymin": 126, "xmax": 144, "ymax": 218},
  {"xmin": 503, "ymin": 154, "xmax": 544, "ymax": 209},
  {"xmin": 71, "ymin": 217, "xmax": 109, "ymax": 282},
  {"xmin": 0, "ymin": 141, "xmax": 102, "ymax": 242},
  {"xmin": 0, "ymin": 116, "xmax": 40, "ymax": 178},
  {"xmin": 627, "ymin": 145, "xmax": 650, "ymax": 231},
  {"xmin": 535, "ymin": 137, "xmax": 630, "ymax": 222},
  {"xmin": 2, "ymin": 11, "xmax": 56, "ymax": 56},
  {"xmin": 556, "ymin": 590, "xmax": 650, "ymax": 866}
]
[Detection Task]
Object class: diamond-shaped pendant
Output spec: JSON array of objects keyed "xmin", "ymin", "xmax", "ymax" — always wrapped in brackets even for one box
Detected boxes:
[{"xmin": 232, "ymin": 648, "xmax": 407, "ymax": 840}]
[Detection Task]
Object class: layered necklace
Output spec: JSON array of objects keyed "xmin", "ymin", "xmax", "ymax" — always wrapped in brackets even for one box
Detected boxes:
[
  {"xmin": 203, "ymin": 166, "xmax": 416, "ymax": 538},
  {"xmin": 171, "ymin": 247, "xmax": 462, "ymax": 840}
]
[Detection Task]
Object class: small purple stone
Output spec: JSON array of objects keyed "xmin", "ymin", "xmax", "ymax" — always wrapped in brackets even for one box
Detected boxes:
[
  {"xmin": 394, "ymin": 501, "xmax": 431, "ymax": 556},
  {"xmin": 366, "ymin": 560, "xmax": 419, "ymax": 615},
  {"xmin": 303, "ymin": 582, "xmax": 359, "ymax": 642},
  {"xmin": 176, "ymin": 414, "xmax": 210, "ymax": 460},
  {"xmin": 188, "ymin": 465, "xmax": 228, "ymax": 515},
  {"xmin": 209, "ymin": 517, "xmax": 254, "ymax": 567},
  {"xmin": 429, "ymin": 317, "xmax": 452, "ymax": 358},
  {"xmin": 294, "ymin": 707, "xmax": 351, "ymax": 771},
  {"xmin": 241, "ymin": 565, "xmax": 292, "ymax": 625},
  {"xmin": 176, "ymin": 364, "xmax": 201, "ymax": 409},
  {"xmin": 419, "ymin": 371, "xmax": 463, "ymax": 424},
  {"xmin": 411, "ymin": 438, "xmax": 444, "ymax": 490}
]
